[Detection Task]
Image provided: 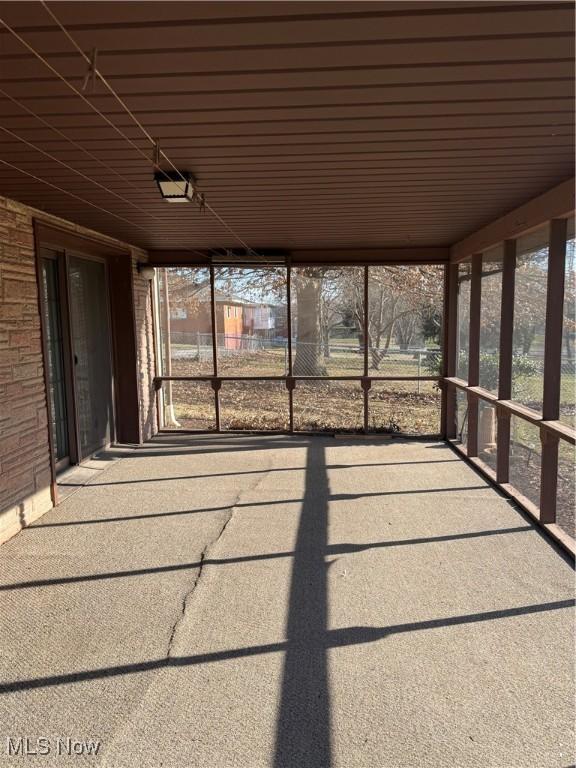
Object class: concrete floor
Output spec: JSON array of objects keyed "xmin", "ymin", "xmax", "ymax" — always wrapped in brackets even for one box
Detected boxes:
[{"xmin": 0, "ymin": 434, "xmax": 573, "ymax": 768}]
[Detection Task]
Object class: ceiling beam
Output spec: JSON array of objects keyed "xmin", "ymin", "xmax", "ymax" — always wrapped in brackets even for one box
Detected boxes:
[
  {"xmin": 148, "ymin": 246, "xmax": 449, "ymax": 265},
  {"xmin": 451, "ymin": 177, "xmax": 575, "ymax": 261}
]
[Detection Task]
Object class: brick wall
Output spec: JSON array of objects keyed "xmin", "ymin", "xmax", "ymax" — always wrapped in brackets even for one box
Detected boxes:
[
  {"xmin": 0, "ymin": 196, "xmax": 157, "ymax": 544},
  {"xmin": 0, "ymin": 197, "xmax": 52, "ymax": 542}
]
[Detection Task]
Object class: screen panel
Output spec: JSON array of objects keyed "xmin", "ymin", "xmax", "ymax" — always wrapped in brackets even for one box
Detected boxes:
[
  {"xmin": 509, "ymin": 416, "xmax": 541, "ymax": 509},
  {"xmin": 511, "ymin": 227, "xmax": 549, "ymax": 413},
  {"xmin": 369, "ymin": 380, "xmax": 441, "ymax": 435},
  {"xmin": 455, "ymin": 389, "xmax": 468, "ymax": 447},
  {"xmin": 368, "ymin": 265, "xmax": 444, "ymax": 377},
  {"xmin": 291, "ymin": 267, "xmax": 364, "ymax": 376},
  {"xmin": 557, "ymin": 438, "xmax": 575, "ymax": 539},
  {"xmin": 477, "ymin": 399, "xmax": 497, "ymax": 473},
  {"xmin": 560, "ymin": 218, "xmax": 575, "ymax": 429},
  {"xmin": 157, "ymin": 267, "xmax": 214, "ymax": 377},
  {"xmin": 214, "ymin": 267, "xmax": 288, "ymax": 377},
  {"xmin": 479, "ymin": 246, "xmax": 503, "ymax": 395},
  {"xmin": 457, "ymin": 262, "xmax": 472, "ymax": 382},
  {"xmin": 68, "ymin": 256, "xmax": 114, "ymax": 458},
  {"xmin": 219, "ymin": 380, "xmax": 289, "ymax": 431},
  {"xmin": 292, "ymin": 380, "xmax": 364, "ymax": 432},
  {"xmin": 164, "ymin": 380, "xmax": 216, "ymax": 431}
]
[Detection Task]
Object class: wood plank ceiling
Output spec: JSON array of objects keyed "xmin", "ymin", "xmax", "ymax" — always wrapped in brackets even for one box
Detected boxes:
[{"xmin": 0, "ymin": 1, "xmax": 573, "ymax": 252}]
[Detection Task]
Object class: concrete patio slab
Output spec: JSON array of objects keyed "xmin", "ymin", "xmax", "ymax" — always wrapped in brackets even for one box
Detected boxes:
[{"xmin": 0, "ymin": 435, "xmax": 573, "ymax": 768}]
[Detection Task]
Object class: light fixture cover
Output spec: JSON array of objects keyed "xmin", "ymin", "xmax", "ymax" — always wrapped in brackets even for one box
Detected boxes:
[{"xmin": 154, "ymin": 170, "xmax": 195, "ymax": 202}]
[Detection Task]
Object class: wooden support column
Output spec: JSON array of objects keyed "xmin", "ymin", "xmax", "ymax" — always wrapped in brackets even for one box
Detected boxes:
[
  {"xmin": 363, "ymin": 266, "xmax": 369, "ymax": 432},
  {"xmin": 540, "ymin": 218, "xmax": 567, "ymax": 523},
  {"xmin": 442, "ymin": 263, "xmax": 458, "ymax": 439},
  {"xmin": 496, "ymin": 240, "xmax": 516, "ymax": 484},
  {"xmin": 209, "ymin": 265, "xmax": 221, "ymax": 431},
  {"xmin": 286, "ymin": 262, "xmax": 294, "ymax": 433},
  {"xmin": 466, "ymin": 254, "xmax": 482, "ymax": 457}
]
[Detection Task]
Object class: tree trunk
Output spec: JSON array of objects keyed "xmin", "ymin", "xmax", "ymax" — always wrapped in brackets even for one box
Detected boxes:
[
  {"xmin": 383, "ymin": 322, "xmax": 394, "ymax": 354},
  {"xmin": 369, "ymin": 331, "xmax": 383, "ymax": 370},
  {"xmin": 293, "ymin": 277, "xmax": 326, "ymax": 375},
  {"xmin": 522, "ymin": 327, "xmax": 536, "ymax": 355},
  {"xmin": 319, "ymin": 299, "xmax": 331, "ymax": 358},
  {"xmin": 564, "ymin": 330, "xmax": 574, "ymax": 361},
  {"xmin": 322, "ymin": 323, "xmax": 331, "ymax": 359}
]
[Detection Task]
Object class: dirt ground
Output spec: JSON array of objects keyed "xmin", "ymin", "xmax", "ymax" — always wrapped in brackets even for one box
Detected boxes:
[{"xmin": 165, "ymin": 374, "xmax": 441, "ymax": 436}]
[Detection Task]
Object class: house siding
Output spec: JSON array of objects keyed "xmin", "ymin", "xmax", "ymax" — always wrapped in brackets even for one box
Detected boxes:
[{"xmin": 0, "ymin": 195, "xmax": 156, "ymax": 544}]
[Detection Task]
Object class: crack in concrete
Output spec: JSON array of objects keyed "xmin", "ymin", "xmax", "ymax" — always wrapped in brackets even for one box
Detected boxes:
[
  {"xmin": 165, "ymin": 505, "xmax": 235, "ymax": 658},
  {"xmin": 165, "ymin": 454, "xmax": 274, "ymax": 658},
  {"xmin": 98, "ymin": 445, "xmax": 275, "ymax": 766}
]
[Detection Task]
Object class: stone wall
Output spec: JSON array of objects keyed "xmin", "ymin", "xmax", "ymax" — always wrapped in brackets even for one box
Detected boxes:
[
  {"xmin": 0, "ymin": 196, "xmax": 157, "ymax": 544},
  {"xmin": 0, "ymin": 197, "xmax": 52, "ymax": 543}
]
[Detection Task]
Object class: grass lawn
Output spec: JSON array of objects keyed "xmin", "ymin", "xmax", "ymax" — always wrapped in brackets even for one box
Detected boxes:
[
  {"xmin": 169, "ymin": 343, "xmax": 441, "ymax": 378},
  {"xmin": 165, "ymin": 364, "xmax": 441, "ymax": 435}
]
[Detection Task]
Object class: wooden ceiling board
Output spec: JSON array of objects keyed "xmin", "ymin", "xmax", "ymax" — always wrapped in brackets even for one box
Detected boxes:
[{"xmin": 0, "ymin": 1, "xmax": 573, "ymax": 253}]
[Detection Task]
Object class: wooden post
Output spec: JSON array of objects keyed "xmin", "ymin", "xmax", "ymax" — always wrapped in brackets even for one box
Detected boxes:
[
  {"xmin": 496, "ymin": 240, "xmax": 516, "ymax": 483},
  {"xmin": 286, "ymin": 262, "xmax": 294, "ymax": 432},
  {"xmin": 443, "ymin": 263, "xmax": 458, "ymax": 439},
  {"xmin": 209, "ymin": 264, "xmax": 221, "ymax": 431},
  {"xmin": 540, "ymin": 218, "xmax": 567, "ymax": 523},
  {"xmin": 466, "ymin": 254, "xmax": 482, "ymax": 456},
  {"xmin": 363, "ymin": 266, "xmax": 369, "ymax": 431}
]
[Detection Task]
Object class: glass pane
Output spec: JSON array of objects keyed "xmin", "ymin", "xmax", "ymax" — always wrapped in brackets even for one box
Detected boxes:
[
  {"xmin": 291, "ymin": 267, "xmax": 364, "ymax": 376},
  {"xmin": 557, "ymin": 438, "xmax": 575, "ymax": 540},
  {"xmin": 455, "ymin": 389, "xmax": 468, "ymax": 446},
  {"xmin": 509, "ymin": 417, "xmax": 541, "ymax": 509},
  {"xmin": 511, "ymin": 227, "xmax": 548, "ymax": 413},
  {"xmin": 157, "ymin": 267, "xmax": 213, "ymax": 377},
  {"xmin": 369, "ymin": 380, "xmax": 440, "ymax": 435},
  {"xmin": 68, "ymin": 256, "xmax": 113, "ymax": 458},
  {"xmin": 457, "ymin": 262, "xmax": 471, "ymax": 381},
  {"xmin": 40, "ymin": 256, "xmax": 69, "ymax": 461},
  {"xmin": 560, "ymin": 218, "xmax": 575, "ymax": 428},
  {"xmin": 477, "ymin": 400, "xmax": 497, "ymax": 473},
  {"xmin": 214, "ymin": 267, "xmax": 288, "ymax": 376},
  {"xmin": 164, "ymin": 380, "xmax": 216, "ymax": 431},
  {"xmin": 219, "ymin": 381, "xmax": 289, "ymax": 430},
  {"xmin": 368, "ymin": 265, "xmax": 444, "ymax": 376},
  {"xmin": 479, "ymin": 246, "xmax": 503, "ymax": 394},
  {"xmin": 293, "ymin": 380, "xmax": 363, "ymax": 432}
]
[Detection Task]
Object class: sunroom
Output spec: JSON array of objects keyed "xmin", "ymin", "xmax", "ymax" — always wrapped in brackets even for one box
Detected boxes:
[{"xmin": 0, "ymin": 2, "xmax": 574, "ymax": 767}]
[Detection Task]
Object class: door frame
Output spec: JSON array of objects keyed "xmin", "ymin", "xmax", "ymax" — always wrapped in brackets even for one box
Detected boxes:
[
  {"xmin": 34, "ymin": 221, "xmax": 142, "ymax": 502},
  {"xmin": 37, "ymin": 248, "xmax": 79, "ymax": 470}
]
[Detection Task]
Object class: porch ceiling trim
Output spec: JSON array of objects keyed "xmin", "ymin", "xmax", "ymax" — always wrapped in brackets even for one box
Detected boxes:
[
  {"xmin": 450, "ymin": 177, "xmax": 575, "ymax": 261},
  {"xmin": 147, "ymin": 246, "xmax": 450, "ymax": 266},
  {"xmin": 34, "ymin": 220, "xmax": 131, "ymax": 259}
]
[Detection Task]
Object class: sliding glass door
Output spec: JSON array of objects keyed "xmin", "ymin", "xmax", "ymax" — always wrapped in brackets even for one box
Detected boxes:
[
  {"xmin": 67, "ymin": 255, "xmax": 114, "ymax": 459},
  {"xmin": 40, "ymin": 254, "xmax": 70, "ymax": 468}
]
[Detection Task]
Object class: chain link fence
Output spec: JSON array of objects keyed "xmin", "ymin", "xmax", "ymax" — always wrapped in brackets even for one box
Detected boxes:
[{"xmin": 169, "ymin": 330, "xmax": 442, "ymax": 380}]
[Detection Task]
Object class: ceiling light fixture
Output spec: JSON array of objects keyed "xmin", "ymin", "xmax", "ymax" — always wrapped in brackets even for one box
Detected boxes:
[{"xmin": 154, "ymin": 170, "xmax": 195, "ymax": 202}]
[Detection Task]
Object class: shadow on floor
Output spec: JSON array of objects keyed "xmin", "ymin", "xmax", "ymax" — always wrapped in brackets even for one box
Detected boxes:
[{"xmin": 274, "ymin": 438, "xmax": 332, "ymax": 767}]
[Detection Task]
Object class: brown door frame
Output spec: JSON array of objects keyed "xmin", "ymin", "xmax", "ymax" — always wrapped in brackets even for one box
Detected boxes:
[{"xmin": 34, "ymin": 221, "xmax": 142, "ymax": 492}]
